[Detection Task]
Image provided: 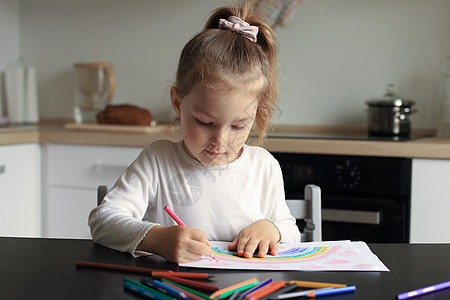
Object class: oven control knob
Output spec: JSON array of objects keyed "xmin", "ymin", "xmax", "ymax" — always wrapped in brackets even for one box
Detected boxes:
[{"xmin": 335, "ymin": 160, "xmax": 361, "ymax": 189}]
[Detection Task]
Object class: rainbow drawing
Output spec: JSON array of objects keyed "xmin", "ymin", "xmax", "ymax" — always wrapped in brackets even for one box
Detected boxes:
[{"xmin": 180, "ymin": 241, "xmax": 390, "ymax": 272}]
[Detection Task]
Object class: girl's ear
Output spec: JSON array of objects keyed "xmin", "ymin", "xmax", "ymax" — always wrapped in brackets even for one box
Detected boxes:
[{"xmin": 170, "ymin": 86, "xmax": 182, "ymax": 117}]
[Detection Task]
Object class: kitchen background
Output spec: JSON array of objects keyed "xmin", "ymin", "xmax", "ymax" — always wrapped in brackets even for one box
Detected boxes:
[{"xmin": 1, "ymin": 0, "xmax": 450, "ymax": 129}]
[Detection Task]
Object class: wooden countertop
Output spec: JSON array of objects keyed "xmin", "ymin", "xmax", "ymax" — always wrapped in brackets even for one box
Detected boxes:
[{"xmin": 1, "ymin": 121, "xmax": 450, "ymax": 159}]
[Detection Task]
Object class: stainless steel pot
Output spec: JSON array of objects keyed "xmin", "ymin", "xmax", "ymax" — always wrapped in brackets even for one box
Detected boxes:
[{"xmin": 366, "ymin": 84, "xmax": 416, "ymax": 137}]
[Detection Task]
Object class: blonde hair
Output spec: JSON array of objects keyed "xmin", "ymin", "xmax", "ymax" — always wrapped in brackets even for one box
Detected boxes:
[{"xmin": 174, "ymin": 1, "xmax": 278, "ymax": 144}]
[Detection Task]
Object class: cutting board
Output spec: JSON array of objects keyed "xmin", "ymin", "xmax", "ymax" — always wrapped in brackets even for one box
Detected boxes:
[{"xmin": 64, "ymin": 123, "xmax": 175, "ymax": 134}]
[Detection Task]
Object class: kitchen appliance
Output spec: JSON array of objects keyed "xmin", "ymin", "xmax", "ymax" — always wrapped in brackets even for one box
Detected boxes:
[
  {"xmin": 73, "ymin": 62, "xmax": 116, "ymax": 123},
  {"xmin": 272, "ymin": 152, "xmax": 411, "ymax": 243},
  {"xmin": 366, "ymin": 84, "xmax": 416, "ymax": 137}
]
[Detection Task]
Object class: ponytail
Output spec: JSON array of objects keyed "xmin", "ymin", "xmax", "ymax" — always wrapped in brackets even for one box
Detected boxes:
[{"xmin": 175, "ymin": 1, "xmax": 279, "ymax": 144}]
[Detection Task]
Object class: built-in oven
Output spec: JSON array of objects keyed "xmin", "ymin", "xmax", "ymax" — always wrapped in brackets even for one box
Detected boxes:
[{"xmin": 272, "ymin": 152, "xmax": 411, "ymax": 243}]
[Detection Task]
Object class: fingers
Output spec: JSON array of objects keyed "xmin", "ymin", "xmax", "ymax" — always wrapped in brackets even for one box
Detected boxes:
[
  {"xmin": 239, "ymin": 239, "xmax": 278, "ymax": 258},
  {"xmin": 240, "ymin": 238, "xmax": 257, "ymax": 258},
  {"xmin": 269, "ymin": 241, "xmax": 279, "ymax": 256},
  {"xmin": 257, "ymin": 240, "xmax": 270, "ymax": 258},
  {"xmin": 228, "ymin": 220, "xmax": 282, "ymax": 259},
  {"xmin": 227, "ymin": 238, "xmax": 238, "ymax": 251},
  {"xmin": 187, "ymin": 228, "xmax": 212, "ymax": 257},
  {"xmin": 150, "ymin": 225, "xmax": 211, "ymax": 263}
]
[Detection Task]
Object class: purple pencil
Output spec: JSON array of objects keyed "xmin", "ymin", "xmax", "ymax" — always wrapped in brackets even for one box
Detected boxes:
[{"xmin": 397, "ymin": 280, "xmax": 450, "ymax": 300}]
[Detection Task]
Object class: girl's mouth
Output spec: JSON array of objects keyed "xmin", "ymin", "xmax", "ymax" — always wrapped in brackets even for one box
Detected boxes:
[{"xmin": 204, "ymin": 149, "xmax": 225, "ymax": 157}]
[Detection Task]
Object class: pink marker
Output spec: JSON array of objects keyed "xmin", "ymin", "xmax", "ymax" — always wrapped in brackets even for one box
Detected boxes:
[{"xmin": 164, "ymin": 205, "xmax": 187, "ymax": 226}]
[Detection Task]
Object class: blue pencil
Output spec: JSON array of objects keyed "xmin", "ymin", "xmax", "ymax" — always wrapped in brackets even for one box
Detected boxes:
[
  {"xmin": 242, "ymin": 278, "xmax": 273, "ymax": 298},
  {"xmin": 124, "ymin": 280, "xmax": 175, "ymax": 300},
  {"xmin": 142, "ymin": 278, "xmax": 189, "ymax": 300},
  {"xmin": 276, "ymin": 288, "xmax": 332, "ymax": 299},
  {"xmin": 306, "ymin": 285, "xmax": 356, "ymax": 298}
]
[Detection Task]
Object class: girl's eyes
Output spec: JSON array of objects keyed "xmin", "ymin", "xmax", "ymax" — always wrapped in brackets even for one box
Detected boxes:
[
  {"xmin": 196, "ymin": 119, "xmax": 213, "ymax": 126},
  {"xmin": 195, "ymin": 119, "xmax": 246, "ymax": 131},
  {"xmin": 231, "ymin": 125, "xmax": 246, "ymax": 131}
]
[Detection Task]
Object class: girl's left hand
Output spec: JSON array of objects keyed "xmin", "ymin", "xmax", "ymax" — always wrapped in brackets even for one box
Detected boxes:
[{"xmin": 227, "ymin": 219, "xmax": 281, "ymax": 258}]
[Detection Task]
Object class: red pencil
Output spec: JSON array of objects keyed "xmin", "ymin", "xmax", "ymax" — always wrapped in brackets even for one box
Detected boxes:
[
  {"xmin": 152, "ymin": 271, "xmax": 215, "ymax": 280},
  {"xmin": 76, "ymin": 261, "xmax": 166, "ymax": 274},
  {"xmin": 247, "ymin": 280, "xmax": 286, "ymax": 300},
  {"xmin": 157, "ymin": 274, "xmax": 220, "ymax": 292}
]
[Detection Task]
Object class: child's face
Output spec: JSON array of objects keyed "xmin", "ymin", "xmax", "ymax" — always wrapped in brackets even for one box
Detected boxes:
[{"xmin": 171, "ymin": 84, "xmax": 258, "ymax": 166}]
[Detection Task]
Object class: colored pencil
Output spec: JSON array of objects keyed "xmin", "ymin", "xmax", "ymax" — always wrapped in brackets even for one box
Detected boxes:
[
  {"xmin": 163, "ymin": 281, "xmax": 207, "ymax": 300},
  {"xmin": 76, "ymin": 260, "xmax": 165, "ymax": 274},
  {"xmin": 306, "ymin": 285, "xmax": 356, "ymax": 298},
  {"xmin": 287, "ymin": 280, "xmax": 347, "ymax": 289},
  {"xmin": 164, "ymin": 205, "xmax": 187, "ymax": 226},
  {"xmin": 241, "ymin": 278, "xmax": 273, "ymax": 298},
  {"xmin": 158, "ymin": 274, "xmax": 220, "ymax": 292},
  {"xmin": 141, "ymin": 278, "xmax": 189, "ymax": 300},
  {"xmin": 247, "ymin": 281, "xmax": 286, "ymax": 300},
  {"xmin": 276, "ymin": 288, "xmax": 333, "ymax": 299},
  {"xmin": 161, "ymin": 278, "xmax": 211, "ymax": 300},
  {"xmin": 153, "ymin": 271, "xmax": 215, "ymax": 280},
  {"xmin": 123, "ymin": 277, "xmax": 176, "ymax": 300},
  {"xmin": 259, "ymin": 283, "xmax": 298, "ymax": 300},
  {"xmin": 228, "ymin": 290, "xmax": 242, "ymax": 300},
  {"xmin": 245, "ymin": 282, "xmax": 277, "ymax": 300},
  {"xmin": 209, "ymin": 278, "xmax": 259, "ymax": 299},
  {"xmin": 218, "ymin": 280, "xmax": 260, "ymax": 299},
  {"xmin": 397, "ymin": 280, "xmax": 450, "ymax": 300}
]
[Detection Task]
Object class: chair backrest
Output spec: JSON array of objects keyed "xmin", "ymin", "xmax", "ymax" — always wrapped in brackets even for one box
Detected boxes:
[
  {"xmin": 97, "ymin": 185, "xmax": 108, "ymax": 206},
  {"xmin": 285, "ymin": 184, "xmax": 322, "ymax": 242},
  {"xmin": 97, "ymin": 184, "xmax": 322, "ymax": 241}
]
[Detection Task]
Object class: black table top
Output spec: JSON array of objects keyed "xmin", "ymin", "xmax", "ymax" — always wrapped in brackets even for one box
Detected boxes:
[{"xmin": 1, "ymin": 237, "xmax": 449, "ymax": 299}]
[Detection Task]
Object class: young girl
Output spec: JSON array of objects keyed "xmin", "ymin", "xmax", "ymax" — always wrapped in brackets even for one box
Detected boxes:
[{"xmin": 88, "ymin": 2, "xmax": 300, "ymax": 263}]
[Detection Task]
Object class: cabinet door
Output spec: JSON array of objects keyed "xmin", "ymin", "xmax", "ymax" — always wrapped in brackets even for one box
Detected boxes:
[
  {"xmin": 0, "ymin": 143, "xmax": 40, "ymax": 237},
  {"xmin": 410, "ymin": 158, "xmax": 450, "ymax": 243},
  {"xmin": 42, "ymin": 143, "xmax": 142, "ymax": 238},
  {"xmin": 45, "ymin": 187, "xmax": 95, "ymax": 239},
  {"xmin": 45, "ymin": 144, "xmax": 142, "ymax": 189}
]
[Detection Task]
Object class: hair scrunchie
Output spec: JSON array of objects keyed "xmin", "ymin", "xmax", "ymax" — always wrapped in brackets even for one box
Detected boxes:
[{"xmin": 219, "ymin": 16, "xmax": 259, "ymax": 42}]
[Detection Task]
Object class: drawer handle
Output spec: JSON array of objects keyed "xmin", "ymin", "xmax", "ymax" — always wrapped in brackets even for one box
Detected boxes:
[
  {"xmin": 322, "ymin": 208, "xmax": 381, "ymax": 225},
  {"xmin": 93, "ymin": 163, "xmax": 128, "ymax": 174},
  {"xmin": 0, "ymin": 165, "xmax": 4, "ymax": 175}
]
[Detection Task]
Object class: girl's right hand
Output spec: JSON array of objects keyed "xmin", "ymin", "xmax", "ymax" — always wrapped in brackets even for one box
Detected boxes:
[{"xmin": 137, "ymin": 225, "xmax": 212, "ymax": 263}]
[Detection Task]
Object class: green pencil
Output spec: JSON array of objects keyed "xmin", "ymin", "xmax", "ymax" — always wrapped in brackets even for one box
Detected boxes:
[
  {"xmin": 161, "ymin": 278, "xmax": 211, "ymax": 300},
  {"xmin": 218, "ymin": 280, "xmax": 260, "ymax": 299}
]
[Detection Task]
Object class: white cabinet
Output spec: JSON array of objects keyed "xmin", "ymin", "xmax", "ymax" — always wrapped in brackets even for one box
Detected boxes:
[
  {"xmin": 0, "ymin": 143, "xmax": 41, "ymax": 237},
  {"xmin": 42, "ymin": 144, "xmax": 142, "ymax": 239},
  {"xmin": 410, "ymin": 158, "xmax": 450, "ymax": 243}
]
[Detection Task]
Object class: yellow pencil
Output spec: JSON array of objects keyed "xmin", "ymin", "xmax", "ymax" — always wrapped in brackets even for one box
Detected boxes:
[
  {"xmin": 209, "ymin": 278, "xmax": 258, "ymax": 299},
  {"xmin": 288, "ymin": 280, "xmax": 347, "ymax": 289}
]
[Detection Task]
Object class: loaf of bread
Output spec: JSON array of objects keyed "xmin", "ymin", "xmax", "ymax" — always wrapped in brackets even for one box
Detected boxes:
[{"xmin": 97, "ymin": 104, "xmax": 153, "ymax": 125}]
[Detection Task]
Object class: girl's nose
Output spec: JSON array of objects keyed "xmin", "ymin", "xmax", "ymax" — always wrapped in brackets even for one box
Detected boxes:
[{"xmin": 211, "ymin": 128, "xmax": 227, "ymax": 147}]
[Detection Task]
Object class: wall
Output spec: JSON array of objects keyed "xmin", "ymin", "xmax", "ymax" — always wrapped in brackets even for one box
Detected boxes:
[{"xmin": 14, "ymin": 0, "xmax": 450, "ymax": 128}]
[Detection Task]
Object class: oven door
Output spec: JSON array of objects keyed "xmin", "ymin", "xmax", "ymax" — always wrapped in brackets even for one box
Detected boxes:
[{"xmin": 321, "ymin": 196, "xmax": 408, "ymax": 243}]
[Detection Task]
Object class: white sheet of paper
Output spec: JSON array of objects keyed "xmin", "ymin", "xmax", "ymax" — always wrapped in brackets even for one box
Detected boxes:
[{"xmin": 179, "ymin": 240, "xmax": 389, "ymax": 272}]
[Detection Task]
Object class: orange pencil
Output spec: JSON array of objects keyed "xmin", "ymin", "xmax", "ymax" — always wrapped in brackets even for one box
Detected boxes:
[
  {"xmin": 209, "ymin": 278, "xmax": 259, "ymax": 299},
  {"xmin": 247, "ymin": 281, "xmax": 286, "ymax": 300},
  {"xmin": 287, "ymin": 280, "xmax": 346, "ymax": 289}
]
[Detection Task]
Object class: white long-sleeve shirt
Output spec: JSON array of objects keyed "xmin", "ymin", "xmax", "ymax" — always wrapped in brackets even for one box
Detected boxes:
[{"xmin": 88, "ymin": 140, "xmax": 300, "ymax": 257}]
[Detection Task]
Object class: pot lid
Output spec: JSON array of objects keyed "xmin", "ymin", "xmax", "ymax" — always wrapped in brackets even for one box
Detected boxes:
[{"xmin": 366, "ymin": 83, "xmax": 415, "ymax": 107}]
